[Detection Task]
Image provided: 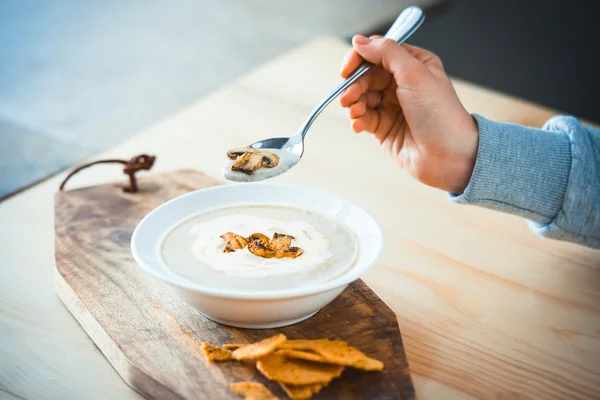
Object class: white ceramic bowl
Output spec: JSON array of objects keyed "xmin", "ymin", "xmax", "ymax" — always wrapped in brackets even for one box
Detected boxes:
[{"xmin": 131, "ymin": 183, "xmax": 383, "ymax": 329}]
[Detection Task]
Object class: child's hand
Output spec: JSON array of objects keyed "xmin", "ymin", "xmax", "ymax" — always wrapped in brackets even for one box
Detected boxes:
[{"xmin": 340, "ymin": 35, "xmax": 479, "ymax": 194}]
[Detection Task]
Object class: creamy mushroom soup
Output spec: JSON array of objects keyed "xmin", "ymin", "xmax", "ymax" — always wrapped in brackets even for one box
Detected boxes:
[{"xmin": 160, "ymin": 205, "xmax": 358, "ymax": 291}]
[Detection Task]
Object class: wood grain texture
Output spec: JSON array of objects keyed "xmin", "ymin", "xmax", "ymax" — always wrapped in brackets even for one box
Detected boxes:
[
  {"xmin": 54, "ymin": 170, "xmax": 414, "ymax": 399},
  {"xmin": 2, "ymin": 37, "xmax": 600, "ymax": 400}
]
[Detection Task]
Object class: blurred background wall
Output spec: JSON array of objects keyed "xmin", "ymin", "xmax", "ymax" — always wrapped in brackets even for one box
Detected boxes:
[
  {"xmin": 1, "ymin": 0, "xmax": 598, "ymax": 199},
  {"xmin": 0, "ymin": 0, "xmax": 436, "ymax": 199},
  {"xmin": 389, "ymin": 0, "xmax": 600, "ymax": 124}
]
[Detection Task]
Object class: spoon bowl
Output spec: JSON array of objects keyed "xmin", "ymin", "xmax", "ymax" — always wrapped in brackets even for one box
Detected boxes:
[
  {"xmin": 222, "ymin": 141, "xmax": 302, "ymax": 182},
  {"xmin": 224, "ymin": 6, "xmax": 424, "ymax": 183},
  {"xmin": 249, "ymin": 136, "xmax": 299, "ymax": 152},
  {"xmin": 222, "ymin": 134, "xmax": 304, "ymax": 182}
]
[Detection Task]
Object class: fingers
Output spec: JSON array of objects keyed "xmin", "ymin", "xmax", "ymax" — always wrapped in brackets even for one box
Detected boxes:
[
  {"xmin": 339, "ymin": 67, "xmax": 391, "ymax": 107},
  {"xmin": 365, "ymin": 91, "xmax": 383, "ymax": 108},
  {"xmin": 340, "ymin": 35, "xmax": 383, "ymax": 78},
  {"xmin": 352, "ymin": 107, "xmax": 403, "ymax": 141},
  {"xmin": 351, "ymin": 109, "xmax": 381, "ymax": 134},
  {"xmin": 348, "ymin": 98, "xmax": 366, "ymax": 120},
  {"xmin": 340, "ymin": 49, "xmax": 363, "ymax": 78},
  {"xmin": 351, "ymin": 117, "xmax": 366, "ymax": 133},
  {"xmin": 340, "ymin": 82, "xmax": 362, "ymax": 108},
  {"xmin": 348, "ymin": 92, "xmax": 382, "ymax": 119},
  {"xmin": 401, "ymin": 44, "xmax": 443, "ymax": 68},
  {"xmin": 401, "ymin": 44, "xmax": 445, "ymax": 76},
  {"xmin": 352, "ymin": 35, "xmax": 422, "ymax": 80}
]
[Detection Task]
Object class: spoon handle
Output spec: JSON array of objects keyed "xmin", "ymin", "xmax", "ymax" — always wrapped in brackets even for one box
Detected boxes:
[{"xmin": 299, "ymin": 6, "xmax": 425, "ymax": 138}]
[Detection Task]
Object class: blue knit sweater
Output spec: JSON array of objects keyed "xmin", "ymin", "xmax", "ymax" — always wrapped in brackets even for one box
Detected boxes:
[{"xmin": 450, "ymin": 114, "xmax": 600, "ymax": 249}]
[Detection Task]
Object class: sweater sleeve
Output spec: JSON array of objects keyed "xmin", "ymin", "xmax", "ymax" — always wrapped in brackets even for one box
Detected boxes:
[{"xmin": 450, "ymin": 114, "xmax": 600, "ymax": 249}]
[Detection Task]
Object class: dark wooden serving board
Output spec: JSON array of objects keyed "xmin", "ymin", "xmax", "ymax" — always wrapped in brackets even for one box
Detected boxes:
[{"xmin": 54, "ymin": 170, "xmax": 414, "ymax": 399}]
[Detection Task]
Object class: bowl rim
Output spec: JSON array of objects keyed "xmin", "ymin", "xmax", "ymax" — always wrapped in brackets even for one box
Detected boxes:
[{"xmin": 131, "ymin": 183, "xmax": 384, "ymax": 300}]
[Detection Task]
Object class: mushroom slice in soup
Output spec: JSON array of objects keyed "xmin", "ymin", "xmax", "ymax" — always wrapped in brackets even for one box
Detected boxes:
[
  {"xmin": 248, "ymin": 236, "xmax": 276, "ymax": 259},
  {"xmin": 220, "ymin": 231, "xmax": 304, "ymax": 259},
  {"xmin": 274, "ymin": 247, "xmax": 304, "ymax": 259},
  {"xmin": 270, "ymin": 233, "xmax": 294, "ymax": 252},
  {"xmin": 220, "ymin": 232, "xmax": 248, "ymax": 253}
]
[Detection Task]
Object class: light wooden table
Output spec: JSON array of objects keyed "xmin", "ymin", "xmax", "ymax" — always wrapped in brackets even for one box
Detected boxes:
[{"xmin": 1, "ymin": 37, "xmax": 599, "ymax": 400}]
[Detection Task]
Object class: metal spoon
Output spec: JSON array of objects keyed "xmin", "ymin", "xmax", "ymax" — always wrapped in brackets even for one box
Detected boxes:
[{"xmin": 224, "ymin": 5, "xmax": 425, "ymax": 182}]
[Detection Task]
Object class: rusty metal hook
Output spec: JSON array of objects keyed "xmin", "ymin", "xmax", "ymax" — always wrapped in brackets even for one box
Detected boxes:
[{"xmin": 59, "ymin": 154, "xmax": 156, "ymax": 193}]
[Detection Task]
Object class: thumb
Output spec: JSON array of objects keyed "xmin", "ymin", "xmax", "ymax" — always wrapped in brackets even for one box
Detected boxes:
[{"xmin": 352, "ymin": 35, "xmax": 419, "ymax": 78}]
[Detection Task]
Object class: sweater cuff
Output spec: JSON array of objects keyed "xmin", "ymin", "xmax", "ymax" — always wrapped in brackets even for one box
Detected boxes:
[{"xmin": 450, "ymin": 114, "xmax": 572, "ymax": 224}]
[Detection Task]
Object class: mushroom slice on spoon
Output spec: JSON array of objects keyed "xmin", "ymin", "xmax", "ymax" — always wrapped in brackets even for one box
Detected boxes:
[{"xmin": 227, "ymin": 147, "xmax": 280, "ymax": 175}]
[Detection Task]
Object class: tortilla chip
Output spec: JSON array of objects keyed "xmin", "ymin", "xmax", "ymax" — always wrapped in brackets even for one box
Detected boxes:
[
  {"xmin": 277, "ymin": 349, "xmax": 328, "ymax": 364},
  {"xmin": 201, "ymin": 342, "xmax": 233, "ymax": 362},
  {"xmin": 233, "ymin": 333, "xmax": 287, "ymax": 360},
  {"xmin": 277, "ymin": 340, "xmax": 324, "ymax": 352},
  {"xmin": 223, "ymin": 343, "xmax": 247, "ymax": 351},
  {"xmin": 230, "ymin": 382, "xmax": 279, "ymax": 400},
  {"xmin": 279, "ymin": 383, "xmax": 324, "ymax": 400},
  {"xmin": 279, "ymin": 339, "xmax": 366, "ymax": 366},
  {"xmin": 351, "ymin": 356, "xmax": 384, "ymax": 371},
  {"xmin": 220, "ymin": 337, "xmax": 382, "ymax": 397},
  {"xmin": 257, "ymin": 353, "xmax": 344, "ymax": 385}
]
